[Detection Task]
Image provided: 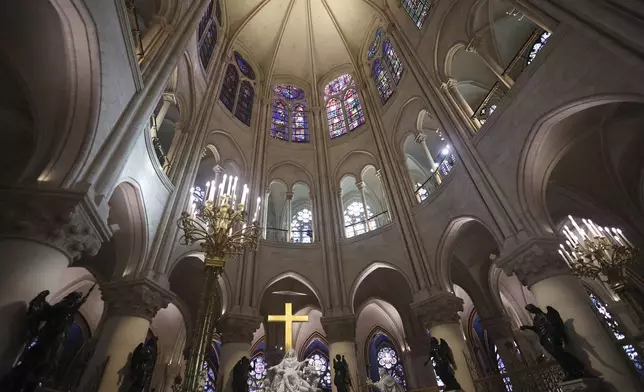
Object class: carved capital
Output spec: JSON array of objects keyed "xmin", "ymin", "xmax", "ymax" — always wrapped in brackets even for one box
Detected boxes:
[
  {"xmin": 479, "ymin": 316, "xmax": 514, "ymax": 341},
  {"xmin": 0, "ymin": 188, "xmax": 109, "ymax": 262},
  {"xmin": 321, "ymin": 315, "xmax": 356, "ymax": 342},
  {"xmin": 101, "ymin": 279, "xmax": 172, "ymax": 321},
  {"xmin": 411, "ymin": 291, "xmax": 463, "ymax": 329},
  {"xmin": 414, "ymin": 133, "xmax": 428, "ymax": 144},
  {"xmin": 497, "ymin": 237, "xmax": 570, "ymax": 288},
  {"xmin": 217, "ymin": 314, "xmax": 262, "ymax": 344}
]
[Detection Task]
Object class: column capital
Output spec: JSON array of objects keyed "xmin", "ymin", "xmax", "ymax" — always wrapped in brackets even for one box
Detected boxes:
[
  {"xmin": 496, "ymin": 236, "xmax": 570, "ymax": 288},
  {"xmin": 411, "ymin": 291, "xmax": 464, "ymax": 329},
  {"xmin": 355, "ymin": 181, "xmax": 366, "ymax": 190},
  {"xmin": 479, "ymin": 316, "xmax": 514, "ymax": 341},
  {"xmin": 212, "ymin": 164, "xmax": 224, "ymax": 174},
  {"xmin": 285, "ymin": 191, "xmax": 294, "ymax": 200},
  {"xmin": 101, "ymin": 278, "xmax": 172, "ymax": 321},
  {"xmin": 217, "ymin": 313, "xmax": 262, "ymax": 344},
  {"xmin": 0, "ymin": 188, "xmax": 109, "ymax": 262},
  {"xmin": 321, "ymin": 315, "xmax": 356, "ymax": 342},
  {"xmin": 414, "ymin": 132, "xmax": 428, "ymax": 144}
]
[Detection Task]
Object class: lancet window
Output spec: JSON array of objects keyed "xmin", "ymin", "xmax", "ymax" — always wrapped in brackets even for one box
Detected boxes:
[
  {"xmin": 248, "ymin": 354, "xmax": 267, "ymax": 392},
  {"xmin": 367, "ymin": 28, "xmax": 404, "ymax": 104},
  {"xmin": 219, "ymin": 51, "xmax": 256, "ymax": 126},
  {"xmin": 323, "ymin": 74, "xmax": 365, "ymax": 139},
  {"xmin": 367, "ymin": 332, "xmax": 407, "ymax": 389},
  {"xmin": 291, "ymin": 208, "xmax": 313, "ymax": 243},
  {"xmin": 198, "ymin": 1, "xmax": 221, "ymax": 69},
  {"xmin": 401, "ymin": 0, "xmax": 432, "ymax": 29},
  {"xmin": 270, "ymin": 85, "xmax": 309, "ymax": 143}
]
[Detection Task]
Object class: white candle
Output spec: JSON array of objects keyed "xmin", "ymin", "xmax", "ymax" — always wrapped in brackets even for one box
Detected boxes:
[
  {"xmin": 253, "ymin": 197, "xmax": 261, "ymax": 221},
  {"xmin": 231, "ymin": 176, "xmax": 239, "ymax": 206},
  {"xmin": 241, "ymin": 185, "xmax": 249, "ymax": 207},
  {"xmin": 226, "ymin": 175, "xmax": 234, "ymax": 196},
  {"xmin": 617, "ymin": 229, "xmax": 634, "ymax": 247},
  {"xmin": 221, "ymin": 174, "xmax": 229, "ymax": 195}
]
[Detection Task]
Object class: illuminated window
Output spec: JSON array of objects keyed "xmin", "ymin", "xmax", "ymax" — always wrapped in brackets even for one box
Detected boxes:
[
  {"xmin": 401, "ymin": 0, "xmax": 432, "ymax": 29},
  {"xmin": 324, "ymin": 74, "xmax": 365, "ymax": 139},
  {"xmin": 291, "ymin": 208, "xmax": 313, "ymax": 243},
  {"xmin": 270, "ymin": 85, "xmax": 309, "ymax": 143},
  {"xmin": 198, "ymin": 1, "xmax": 220, "ymax": 68},
  {"xmin": 248, "ymin": 354, "xmax": 267, "ymax": 392}
]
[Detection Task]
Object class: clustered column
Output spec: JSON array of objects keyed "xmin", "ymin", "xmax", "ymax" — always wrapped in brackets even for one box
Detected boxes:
[
  {"xmin": 414, "ymin": 133, "xmax": 442, "ymax": 185},
  {"xmin": 321, "ymin": 316, "xmax": 359, "ymax": 392},
  {"xmin": 215, "ymin": 313, "xmax": 262, "ymax": 392},
  {"xmin": 79, "ymin": 279, "xmax": 172, "ymax": 392},
  {"xmin": 498, "ymin": 237, "xmax": 640, "ymax": 392}
]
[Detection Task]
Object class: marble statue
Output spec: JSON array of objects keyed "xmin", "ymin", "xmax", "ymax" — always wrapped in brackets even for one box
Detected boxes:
[
  {"xmin": 366, "ymin": 368, "xmax": 404, "ymax": 392},
  {"xmin": 520, "ymin": 304, "xmax": 588, "ymax": 380},
  {"xmin": 425, "ymin": 337, "xmax": 462, "ymax": 391},
  {"xmin": 333, "ymin": 354, "xmax": 352, "ymax": 392},
  {"xmin": 263, "ymin": 349, "xmax": 320, "ymax": 392}
]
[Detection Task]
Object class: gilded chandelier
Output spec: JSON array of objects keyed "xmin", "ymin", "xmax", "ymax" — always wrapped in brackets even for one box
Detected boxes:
[{"xmin": 177, "ymin": 175, "xmax": 262, "ymax": 392}]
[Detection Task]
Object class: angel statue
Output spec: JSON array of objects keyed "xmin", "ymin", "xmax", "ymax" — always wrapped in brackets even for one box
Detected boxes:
[
  {"xmin": 333, "ymin": 355, "xmax": 352, "ymax": 392},
  {"xmin": 520, "ymin": 304, "xmax": 588, "ymax": 381},
  {"xmin": 366, "ymin": 368, "xmax": 404, "ymax": 392},
  {"xmin": 264, "ymin": 348, "xmax": 316, "ymax": 392},
  {"xmin": 424, "ymin": 337, "xmax": 461, "ymax": 391}
]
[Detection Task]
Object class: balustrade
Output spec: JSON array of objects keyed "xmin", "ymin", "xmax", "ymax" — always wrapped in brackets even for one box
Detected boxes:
[{"xmin": 415, "ymin": 154, "xmax": 457, "ymax": 202}]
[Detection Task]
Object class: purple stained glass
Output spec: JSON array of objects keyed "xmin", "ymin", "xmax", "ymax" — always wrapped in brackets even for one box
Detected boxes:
[
  {"xmin": 291, "ymin": 104, "xmax": 309, "ymax": 143},
  {"xmin": 199, "ymin": 21, "xmax": 217, "ymax": 69},
  {"xmin": 326, "ymin": 98, "xmax": 346, "ymax": 138},
  {"xmin": 219, "ymin": 64, "xmax": 238, "ymax": 112},
  {"xmin": 234, "ymin": 51, "xmax": 256, "ymax": 80},
  {"xmin": 368, "ymin": 28, "xmax": 383, "ymax": 59},
  {"xmin": 248, "ymin": 355, "xmax": 267, "ymax": 392},
  {"xmin": 372, "ymin": 60, "xmax": 393, "ymax": 104},
  {"xmin": 274, "ymin": 84, "xmax": 306, "ymax": 101},
  {"xmin": 235, "ymin": 81, "xmax": 254, "ymax": 126},
  {"xmin": 324, "ymin": 74, "xmax": 353, "ymax": 99},
  {"xmin": 402, "ymin": 0, "xmax": 432, "ymax": 29},
  {"xmin": 271, "ymin": 100, "xmax": 288, "ymax": 141},
  {"xmin": 383, "ymin": 39, "xmax": 404, "ymax": 85},
  {"xmin": 343, "ymin": 89, "xmax": 365, "ymax": 131}
]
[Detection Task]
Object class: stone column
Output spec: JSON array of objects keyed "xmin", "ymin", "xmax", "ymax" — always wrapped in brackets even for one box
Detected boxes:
[
  {"xmin": 479, "ymin": 316, "xmax": 522, "ymax": 369},
  {"xmin": 321, "ymin": 316, "xmax": 359, "ymax": 392},
  {"xmin": 374, "ymin": 169, "xmax": 392, "ymax": 221},
  {"xmin": 216, "ymin": 314, "xmax": 262, "ymax": 392},
  {"xmin": 152, "ymin": 95, "xmax": 174, "ymax": 137},
  {"xmin": 414, "ymin": 133, "xmax": 442, "ymax": 185},
  {"xmin": 412, "ymin": 292, "xmax": 476, "ymax": 392},
  {"xmin": 440, "ymin": 79, "xmax": 482, "ymax": 130},
  {"xmin": 356, "ymin": 182, "xmax": 370, "ymax": 231},
  {"xmin": 212, "ymin": 165, "xmax": 224, "ymax": 189},
  {"xmin": 263, "ymin": 187, "xmax": 270, "ymax": 239},
  {"xmin": 336, "ymin": 188, "xmax": 346, "ymax": 238},
  {"xmin": 465, "ymin": 38, "xmax": 514, "ymax": 89},
  {"xmin": 406, "ymin": 336, "xmax": 439, "ymax": 389},
  {"xmin": 285, "ymin": 191, "xmax": 294, "ymax": 242},
  {"xmin": 498, "ymin": 237, "xmax": 640, "ymax": 392},
  {"xmin": 79, "ymin": 279, "xmax": 172, "ymax": 392},
  {"xmin": 0, "ymin": 189, "xmax": 107, "ymax": 373}
]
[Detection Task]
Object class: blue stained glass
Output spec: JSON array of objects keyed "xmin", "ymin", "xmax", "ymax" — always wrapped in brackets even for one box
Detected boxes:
[
  {"xmin": 326, "ymin": 98, "xmax": 346, "ymax": 138},
  {"xmin": 271, "ymin": 100, "xmax": 288, "ymax": 141},
  {"xmin": 324, "ymin": 74, "xmax": 353, "ymax": 99},
  {"xmin": 343, "ymin": 89, "xmax": 364, "ymax": 131},
  {"xmin": 219, "ymin": 64, "xmax": 238, "ymax": 112},
  {"xmin": 372, "ymin": 60, "xmax": 393, "ymax": 104},
  {"xmin": 368, "ymin": 28, "xmax": 383, "ymax": 59},
  {"xmin": 274, "ymin": 84, "xmax": 306, "ymax": 101},
  {"xmin": 291, "ymin": 104, "xmax": 309, "ymax": 143},
  {"xmin": 235, "ymin": 81, "xmax": 254, "ymax": 126},
  {"xmin": 383, "ymin": 39, "xmax": 403, "ymax": 85},
  {"xmin": 248, "ymin": 354, "xmax": 267, "ymax": 392},
  {"xmin": 402, "ymin": 0, "xmax": 432, "ymax": 29},
  {"xmin": 376, "ymin": 345, "xmax": 407, "ymax": 389},
  {"xmin": 198, "ymin": 1, "xmax": 214, "ymax": 39},
  {"xmin": 307, "ymin": 353, "xmax": 331, "ymax": 390},
  {"xmin": 234, "ymin": 51, "xmax": 256, "ymax": 80},
  {"xmin": 199, "ymin": 22, "xmax": 218, "ymax": 68}
]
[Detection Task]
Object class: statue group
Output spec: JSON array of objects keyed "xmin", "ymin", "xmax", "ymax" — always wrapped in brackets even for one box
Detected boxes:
[
  {"xmin": 260, "ymin": 349, "xmax": 324, "ymax": 392},
  {"xmin": 520, "ymin": 304, "xmax": 589, "ymax": 381},
  {"xmin": 0, "ymin": 287, "xmax": 94, "ymax": 392},
  {"xmin": 365, "ymin": 368, "xmax": 404, "ymax": 392}
]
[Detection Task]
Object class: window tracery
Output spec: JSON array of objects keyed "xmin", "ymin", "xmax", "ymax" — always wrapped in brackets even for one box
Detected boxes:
[
  {"xmin": 344, "ymin": 201, "xmax": 372, "ymax": 238},
  {"xmin": 270, "ymin": 84, "xmax": 309, "ymax": 143},
  {"xmin": 198, "ymin": 1, "xmax": 221, "ymax": 69},
  {"xmin": 248, "ymin": 354, "xmax": 267, "ymax": 392},
  {"xmin": 401, "ymin": 0, "xmax": 432, "ymax": 29},
  {"xmin": 306, "ymin": 353, "xmax": 331, "ymax": 390},
  {"xmin": 291, "ymin": 208, "xmax": 313, "ymax": 243},
  {"xmin": 527, "ymin": 31, "xmax": 551, "ymax": 65},
  {"xmin": 219, "ymin": 52, "xmax": 256, "ymax": 126},
  {"xmin": 367, "ymin": 29, "xmax": 403, "ymax": 105},
  {"xmin": 324, "ymin": 74, "xmax": 365, "ymax": 139},
  {"xmin": 375, "ymin": 344, "xmax": 407, "ymax": 389}
]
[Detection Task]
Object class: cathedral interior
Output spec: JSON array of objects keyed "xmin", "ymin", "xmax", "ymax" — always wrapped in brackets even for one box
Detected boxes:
[{"xmin": 1, "ymin": 0, "xmax": 644, "ymax": 391}]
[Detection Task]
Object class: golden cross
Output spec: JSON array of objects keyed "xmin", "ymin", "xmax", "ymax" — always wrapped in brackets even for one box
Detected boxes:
[{"xmin": 267, "ymin": 303, "xmax": 309, "ymax": 351}]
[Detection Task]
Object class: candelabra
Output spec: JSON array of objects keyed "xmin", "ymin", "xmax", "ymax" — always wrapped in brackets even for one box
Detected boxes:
[
  {"xmin": 177, "ymin": 175, "xmax": 261, "ymax": 392},
  {"xmin": 558, "ymin": 216, "xmax": 643, "ymax": 317}
]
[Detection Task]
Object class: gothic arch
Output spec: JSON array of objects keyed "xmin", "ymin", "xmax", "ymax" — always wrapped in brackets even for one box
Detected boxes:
[
  {"xmin": 349, "ymin": 262, "xmax": 414, "ymax": 313},
  {"xmin": 267, "ymin": 161, "xmax": 315, "ymax": 191},
  {"xmin": 334, "ymin": 150, "xmax": 380, "ymax": 184},
  {"xmin": 256, "ymin": 271, "xmax": 326, "ymax": 311}
]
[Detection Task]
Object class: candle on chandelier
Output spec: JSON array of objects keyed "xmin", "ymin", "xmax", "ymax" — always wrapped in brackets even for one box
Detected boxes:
[
  {"xmin": 253, "ymin": 197, "xmax": 261, "ymax": 222},
  {"xmin": 231, "ymin": 176, "xmax": 239, "ymax": 207},
  {"xmin": 188, "ymin": 187, "xmax": 196, "ymax": 216},
  {"xmin": 226, "ymin": 175, "xmax": 234, "ymax": 196},
  {"xmin": 241, "ymin": 184, "xmax": 249, "ymax": 208},
  {"xmin": 617, "ymin": 228, "xmax": 633, "ymax": 247}
]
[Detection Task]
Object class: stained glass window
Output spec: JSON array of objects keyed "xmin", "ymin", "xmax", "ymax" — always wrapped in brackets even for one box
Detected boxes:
[
  {"xmin": 198, "ymin": 1, "xmax": 214, "ymax": 39},
  {"xmin": 324, "ymin": 74, "xmax": 352, "ymax": 100},
  {"xmin": 344, "ymin": 201, "xmax": 372, "ymax": 238},
  {"xmin": 402, "ymin": 0, "xmax": 432, "ymax": 29},
  {"xmin": 220, "ymin": 64, "xmax": 238, "ymax": 111},
  {"xmin": 248, "ymin": 354, "xmax": 267, "ymax": 392},
  {"xmin": 271, "ymin": 100, "xmax": 288, "ymax": 140},
  {"xmin": 234, "ymin": 51, "xmax": 256, "ymax": 80},
  {"xmin": 343, "ymin": 89, "xmax": 365, "ymax": 131},
  {"xmin": 383, "ymin": 40, "xmax": 403, "ymax": 85},
  {"xmin": 527, "ymin": 31, "xmax": 551, "ymax": 65},
  {"xmin": 306, "ymin": 353, "xmax": 331, "ymax": 390},
  {"xmin": 368, "ymin": 28, "xmax": 383, "ymax": 59},
  {"xmin": 235, "ymin": 81, "xmax": 254, "ymax": 126},
  {"xmin": 292, "ymin": 104, "xmax": 309, "ymax": 142},
  {"xmin": 291, "ymin": 208, "xmax": 313, "ymax": 243},
  {"xmin": 372, "ymin": 60, "xmax": 394, "ymax": 104},
  {"xmin": 275, "ymin": 84, "xmax": 306, "ymax": 101},
  {"xmin": 203, "ymin": 343, "xmax": 219, "ymax": 392},
  {"xmin": 589, "ymin": 293, "xmax": 644, "ymax": 375},
  {"xmin": 377, "ymin": 346, "xmax": 407, "ymax": 388},
  {"xmin": 327, "ymin": 98, "xmax": 346, "ymax": 139},
  {"xmin": 198, "ymin": 1, "xmax": 219, "ymax": 69}
]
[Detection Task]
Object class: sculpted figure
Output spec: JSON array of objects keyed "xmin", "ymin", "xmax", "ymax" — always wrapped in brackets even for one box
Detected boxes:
[
  {"xmin": 333, "ymin": 355, "xmax": 352, "ymax": 392},
  {"xmin": 520, "ymin": 304, "xmax": 588, "ymax": 380},
  {"xmin": 425, "ymin": 337, "xmax": 461, "ymax": 391},
  {"xmin": 129, "ymin": 339, "xmax": 157, "ymax": 392},
  {"xmin": 266, "ymin": 349, "xmax": 313, "ymax": 392},
  {"xmin": 366, "ymin": 368, "xmax": 404, "ymax": 392},
  {"xmin": 232, "ymin": 356, "xmax": 251, "ymax": 392}
]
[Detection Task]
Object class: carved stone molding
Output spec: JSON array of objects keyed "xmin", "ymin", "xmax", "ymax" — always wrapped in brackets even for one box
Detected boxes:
[
  {"xmin": 321, "ymin": 315, "xmax": 356, "ymax": 343},
  {"xmin": 217, "ymin": 314, "xmax": 263, "ymax": 344},
  {"xmin": 101, "ymin": 279, "xmax": 172, "ymax": 321},
  {"xmin": 497, "ymin": 237, "xmax": 570, "ymax": 288},
  {"xmin": 411, "ymin": 291, "xmax": 464, "ymax": 329},
  {"xmin": 0, "ymin": 188, "xmax": 110, "ymax": 262}
]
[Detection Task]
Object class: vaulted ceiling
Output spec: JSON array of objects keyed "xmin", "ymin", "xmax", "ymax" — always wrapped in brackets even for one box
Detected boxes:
[{"xmin": 226, "ymin": 0, "xmax": 386, "ymax": 86}]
